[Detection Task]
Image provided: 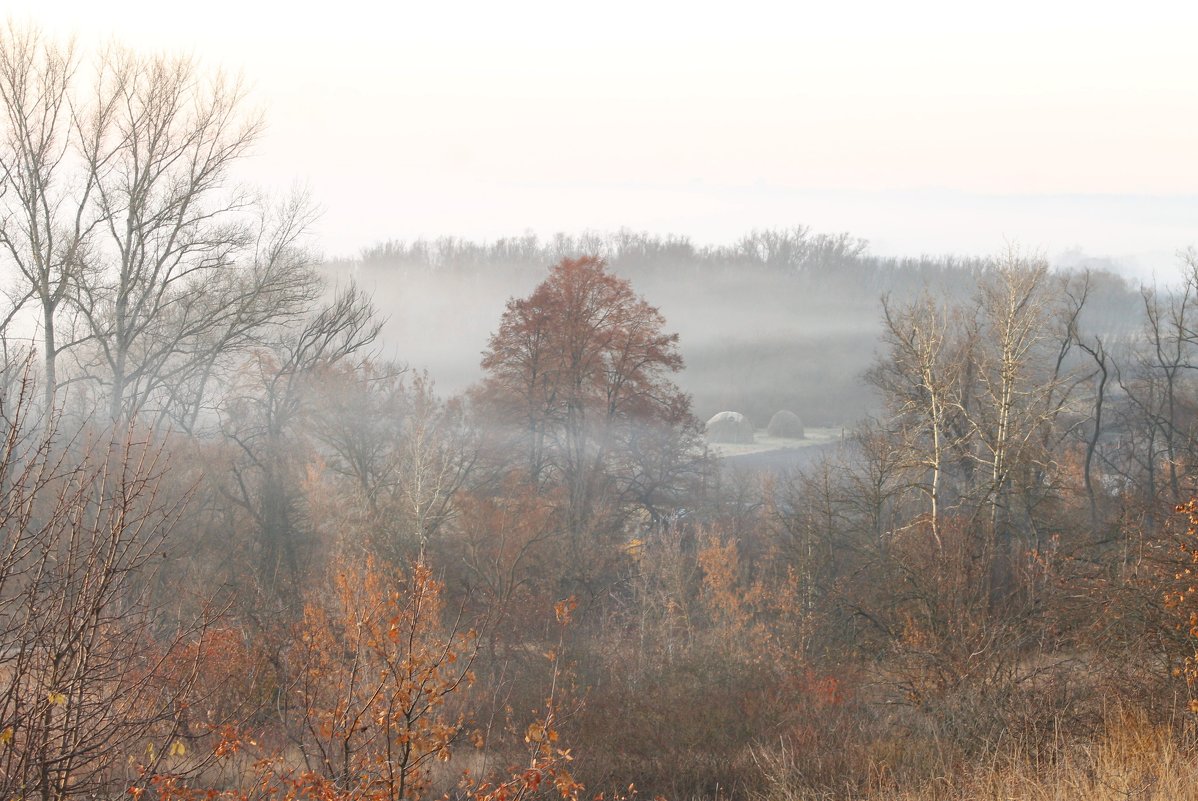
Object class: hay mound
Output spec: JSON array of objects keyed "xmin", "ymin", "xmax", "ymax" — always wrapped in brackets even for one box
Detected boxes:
[
  {"xmin": 706, "ymin": 411, "xmax": 755, "ymax": 444},
  {"xmin": 767, "ymin": 410, "xmax": 805, "ymax": 439}
]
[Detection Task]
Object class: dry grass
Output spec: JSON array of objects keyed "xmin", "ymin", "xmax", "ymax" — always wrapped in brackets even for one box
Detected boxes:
[{"xmin": 753, "ymin": 706, "xmax": 1198, "ymax": 801}]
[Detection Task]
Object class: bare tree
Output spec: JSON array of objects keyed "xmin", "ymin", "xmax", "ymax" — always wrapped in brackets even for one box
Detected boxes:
[
  {"xmin": 0, "ymin": 361, "xmax": 225, "ymax": 801},
  {"xmin": 219, "ymin": 285, "xmax": 382, "ymax": 599},
  {"xmin": 69, "ymin": 47, "xmax": 264, "ymax": 422},
  {"xmin": 308, "ymin": 368, "xmax": 478, "ymax": 558},
  {"xmin": 1064, "ymin": 271, "xmax": 1110, "ymax": 536},
  {"xmin": 141, "ymin": 190, "xmax": 324, "ymax": 433},
  {"xmin": 868, "ymin": 292, "xmax": 973, "ymax": 550},
  {"xmin": 0, "ymin": 29, "xmax": 320, "ymax": 425},
  {"xmin": 0, "ymin": 23, "xmax": 111, "ymax": 408},
  {"xmin": 957, "ymin": 255, "xmax": 1083, "ymax": 601}
]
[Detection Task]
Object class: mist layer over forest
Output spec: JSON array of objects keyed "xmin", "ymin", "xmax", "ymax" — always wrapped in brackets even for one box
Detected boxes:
[{"xmin": 337, "ymin": 228, "xmax": 1145, "ymax": 427}]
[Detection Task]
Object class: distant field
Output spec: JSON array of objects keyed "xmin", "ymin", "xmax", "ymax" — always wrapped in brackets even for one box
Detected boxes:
[
  {"xmin": 706, "ymin": 427, "xmax": 848, "ymax": 475},
  {"xmin": 706, "ymin": 426, "xmax": 846, "ymax": 457}
]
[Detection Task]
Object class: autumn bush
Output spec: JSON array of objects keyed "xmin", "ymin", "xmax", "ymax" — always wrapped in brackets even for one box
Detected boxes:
[{"xmin": 131, "ymin": 556, "xmax": 582, "ymax": 801}]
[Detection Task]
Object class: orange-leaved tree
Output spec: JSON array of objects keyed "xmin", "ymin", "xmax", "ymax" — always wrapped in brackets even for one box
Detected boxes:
[
  {"xmin": 1167, "ymin": 499, "xmax": 1198, "ymax": 710},
  {"xmin": 278, "ymin": 556, "xmax": 477, "ymax": 801},
  {"xmin": 142, "ymin": 566, "xmax": 582, "ymax": 801}
]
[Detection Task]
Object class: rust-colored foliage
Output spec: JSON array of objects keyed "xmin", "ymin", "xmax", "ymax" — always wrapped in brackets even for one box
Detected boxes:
[
  {"xmin": 476, "ymin": 256, "xmax": 696, "ymax": 540},
  {"xmin": 479, "ymin": 256, "xmax": 684, "ymax": 440},
  {"xmin": 138, "ymin": 571, "xmax": 581, "ymax": 801},
  {"xmin": 1168, "ymin": 499, "xmax": 1198, "ymax": 709},
  {"xmin": 162, "ymin": 624, "xmax": 269, "ymax": 733},
  {"xmin": 285, "ymin": 557, "xmax": 477, "ymax": 801},
  {"xmin": 697, "ymin": 530, "xmax": 808, "ymax": 670},
  {"xmin": 450, "ymin": 479, "xmax": 562, "ymax": 649}
]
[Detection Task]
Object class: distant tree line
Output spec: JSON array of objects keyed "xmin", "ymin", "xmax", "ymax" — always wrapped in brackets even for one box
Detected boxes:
[{"xmin": 351, "ymin": 226, "xmax": 980, "ymax": 290}]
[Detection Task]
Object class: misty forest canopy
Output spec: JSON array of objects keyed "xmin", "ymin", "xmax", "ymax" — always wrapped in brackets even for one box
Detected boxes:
[
  {"xmin": 345, "ymin": 226, "xmax": 1144, "ymax": 425},
  {"xmin": 10, "ymin": 22, "xmax": 1198, "ymax": 801}
]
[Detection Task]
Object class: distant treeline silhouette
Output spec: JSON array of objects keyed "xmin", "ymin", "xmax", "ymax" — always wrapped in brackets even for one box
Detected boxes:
[{"xmin": 350, "ymin": 226, "xmax": 987, "ymax": 283}]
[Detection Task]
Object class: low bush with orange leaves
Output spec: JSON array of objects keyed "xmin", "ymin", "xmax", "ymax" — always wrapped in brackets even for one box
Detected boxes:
[{"xmin": 132, "ymin": 559, "xmax": 581, "ymax": 801}]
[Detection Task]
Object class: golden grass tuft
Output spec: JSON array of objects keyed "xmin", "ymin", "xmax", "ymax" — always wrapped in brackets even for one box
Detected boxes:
[{"xmin": 753, "ymin": 705, "xmax": 1198, "ymax": 801}]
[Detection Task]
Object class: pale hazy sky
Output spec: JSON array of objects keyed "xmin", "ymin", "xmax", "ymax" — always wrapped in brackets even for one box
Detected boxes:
[{"xmin": 8, "ymin": 1, "xmax": 1198, "ymax": 275}]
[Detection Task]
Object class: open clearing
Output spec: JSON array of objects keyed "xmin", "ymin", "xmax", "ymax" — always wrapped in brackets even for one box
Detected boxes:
[
  {"xmin": 707, "ymin": 427, "xmax": 848, "ymax": 474},
  {"xmin": 706, "ymin": 426, "xmax": 846, "ymax": 458}
]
